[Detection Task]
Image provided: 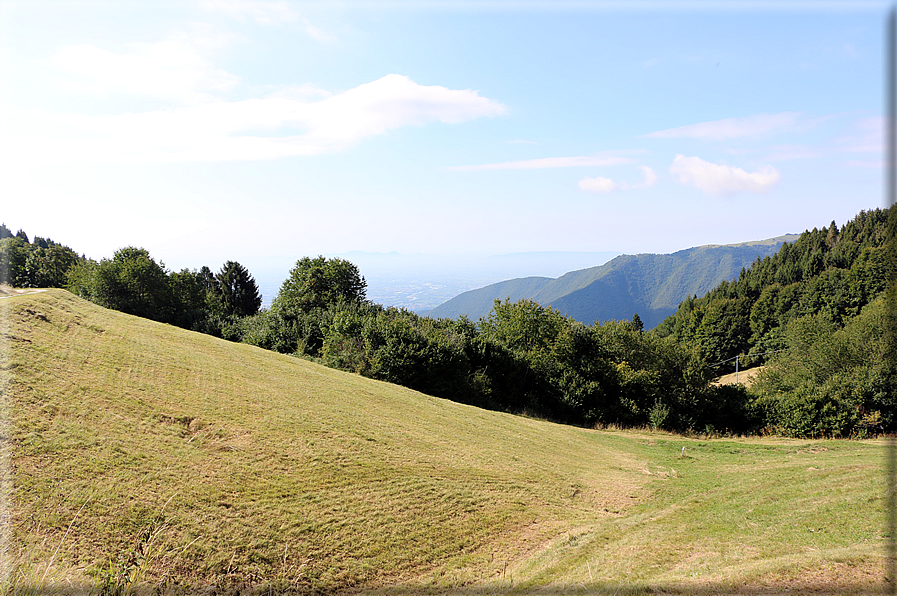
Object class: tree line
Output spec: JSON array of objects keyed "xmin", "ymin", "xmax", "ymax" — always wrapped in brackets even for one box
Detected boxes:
[
  {"xmin": 654, "ymin": 206, "xmax": 896, "ymax": 437},
  {"xmin": 237, "ymin": 262, "xmax": 740, "ymax": 432},
  {"xmin": 2, "ymin": 205, "xmax": 894, "ymax": 438},
  {"xmin": 0, "ymin": 226, "xmax": 262, "ymax": 338}
]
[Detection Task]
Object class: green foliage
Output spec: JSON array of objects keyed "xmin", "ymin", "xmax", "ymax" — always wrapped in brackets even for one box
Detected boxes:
[
  {"xmin": 692, "ymin": 297, "xmax": 752, "ymax": 366},
  {"xmin": 81, "ymin": 247, "xmax": 176, "ymax": 322},
  {"xmin": 56, "ymin": 237, "xmax": 263, "ymax": 338},
  {"xmin": 479, "ymin": 298, "xmax": 567, "ymax": 354},
  {"xmin": 16, "ymin": 210, "xmax": 892, "ymax": 438},
  {"xmin": 749, "ymin": 298, "xmax": 895, "ymax": 437},
  {"xmin": 658, "ymin": 207, "xmax": 893, "ymax": 378},
  {"xmin": 303, "ymin": 294, "xmax": 733, "ymax": 430},
  {"xmin": 66, "ymin": 260, "xmax": 99, "ymax": 299},
  {"xmin": 249, "ymin": 256, "xmax": 368, "ymax": 358},
  {"xmin": 324, "ymin": 306, "xmax": 475, "ymax": 401},
  {"xmin": 273, "ymin": 256, "xmax": 366, "ymax": 316},
  {"xmin": 22, "ymin": 245, "xmax": 80, "ymax": 288},
  {"xmin": 241, "ymin": 292, "xmax": 741, "ymax": 430},
  {"xmin": 0, "ymin": 229, "xmax": 83, "ymax": 288},
  {"xmin": 167, "ymin": 268, "xmax": 212, "ymax": 330},
  {"xmin": 212, "ymin": 260, "xmax": 262, "ymax": 318},
  {"xmin": 0, "ymin": 236, "xmax": 29, "ymax": 285},
  {"xmin": 648, "ymin": 400, "xmax": 670, "ymax": 430}
]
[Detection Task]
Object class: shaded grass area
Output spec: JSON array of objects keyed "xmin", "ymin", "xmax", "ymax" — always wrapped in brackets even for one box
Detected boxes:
[{"xmin": 1, "ymin": 290, "xmax": 888, "ymax": 594}]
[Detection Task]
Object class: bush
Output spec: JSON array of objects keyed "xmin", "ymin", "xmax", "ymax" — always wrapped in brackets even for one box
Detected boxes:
[
  {"xmin": 765, "ymin": 382, "xmax": 858, "ymax": 438},
  {"xmin": 748, "ymin": 297, "xmax": 894, "ymax": 436}
]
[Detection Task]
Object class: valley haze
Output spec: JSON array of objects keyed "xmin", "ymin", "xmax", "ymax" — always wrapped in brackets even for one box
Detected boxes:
[{"xmin": 253, "ymin": 250, "xmax": 621, "ymax": 311}]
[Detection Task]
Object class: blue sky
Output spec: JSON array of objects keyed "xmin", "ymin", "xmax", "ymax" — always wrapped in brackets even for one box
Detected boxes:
[{"xmin": 0, "ymin": 0, "xmax": 887, "ymax": 286}]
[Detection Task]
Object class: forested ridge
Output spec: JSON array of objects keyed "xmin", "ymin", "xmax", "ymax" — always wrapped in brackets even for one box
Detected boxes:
[
  {"xmin": 2, "ymin": 205, "xmax": 893, "ymax": 438},
  {"xmin": 653, "ymin": 206, "xmax": 895, "ymax": 436},
  {"xmin": 427, "ymin": 238, "xmax": 795, "ymax": 328},
  {"xmin": 655, "ymin": 208, "xmax": 890, "ymax": 366}
]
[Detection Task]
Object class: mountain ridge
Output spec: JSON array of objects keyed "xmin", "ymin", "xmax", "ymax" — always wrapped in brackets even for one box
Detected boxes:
[{"xmin": 427, "ymin": 234, "xmax": 800, "ymax": 328}]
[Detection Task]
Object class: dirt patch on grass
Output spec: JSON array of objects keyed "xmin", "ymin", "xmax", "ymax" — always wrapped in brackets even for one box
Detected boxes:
[{"xmin": 713, "ymin": 366, "xmax": 765, "ymax": 388}]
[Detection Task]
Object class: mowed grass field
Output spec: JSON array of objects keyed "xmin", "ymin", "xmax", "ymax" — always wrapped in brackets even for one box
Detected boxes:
[{"xmin": 1, "ymin": 290, "xmax": 889, "ymax": 594}]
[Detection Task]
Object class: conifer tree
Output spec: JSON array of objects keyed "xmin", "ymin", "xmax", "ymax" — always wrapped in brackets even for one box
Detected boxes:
[{"xmin": 215, "ymin": 261, "xmax": 262, "ymax": 317}]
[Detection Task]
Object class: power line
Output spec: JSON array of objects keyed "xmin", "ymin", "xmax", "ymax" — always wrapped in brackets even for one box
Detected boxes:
[
  {"xmin": 708, "ymin": 349, "xmax": 790, "ymax": 384},
  {"xmin": 708, "ymin": 349, "xmax": 789, "ymax": 369}
]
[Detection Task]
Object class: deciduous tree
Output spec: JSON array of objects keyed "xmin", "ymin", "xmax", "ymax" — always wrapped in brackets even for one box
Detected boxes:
[{"xmin": 273, "ymin": 256, "xmax": 366, "ymax": 315}]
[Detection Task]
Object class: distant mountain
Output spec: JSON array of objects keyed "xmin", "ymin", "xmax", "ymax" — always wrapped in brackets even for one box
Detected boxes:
[
  {"xmin": 426, "ymin": 235, "xmax": 800, "ymax": 329},
  {"xmin": 322, "ymin": 250, "xmax": 621, "ymax": 312}
]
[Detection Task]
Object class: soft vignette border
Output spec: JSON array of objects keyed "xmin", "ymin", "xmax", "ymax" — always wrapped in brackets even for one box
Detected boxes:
[{"xmin": 0, "ymin": 1, "xmax": 893, "ymax": 594}]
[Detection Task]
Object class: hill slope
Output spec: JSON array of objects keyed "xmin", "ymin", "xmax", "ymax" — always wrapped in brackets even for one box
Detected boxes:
[
  {"xmin": 427, "ymin": 236, "xmax": 798, "ymax": 328},
  {"xmin": 3, "ymin": 290, "xmax": 885, "ymax": 594}
]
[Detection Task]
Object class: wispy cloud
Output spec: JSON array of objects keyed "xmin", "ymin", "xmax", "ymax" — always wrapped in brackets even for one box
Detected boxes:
[
  {"xmin": 630, "ymin": 165, "xmax": 657, "ymax": 188},
  {"xmin": 198, "ymin": 0, "xmax": 334, "ymax": 41},
  {"xmin": 447, "ymin": 153, "xmax": 636, "ymax": 171},
  {"xmin": 578, "ymin": 176, "xmax": 617, "ymax": 193},
  {"xmin": 644, "ymin": 112, "xmax": 805, "ymax": 140},
  {"xmin": 199, "ymin": 0, "xmax": 298, "ymax": 24},
  {"xmin": 51, "ymin": 27, "xmax": 240, "ymax": 104},
  {"xmin": 833, "ymin": 116, "xmax": 883, "ymax": 154},
  {"xmin": 579, "ymin": 164, "xmax": 657, "ymax": 194},
  {"xmin": 761, "ymin": 144, "xmax": 822, "ymax": 161},
  {"xmin": 669, "ymin": 154, "xmax": 779, "ymax": 196},
  {"xmin": 1, "ymin": 74, "xmax": 506, "ymax": 163}
]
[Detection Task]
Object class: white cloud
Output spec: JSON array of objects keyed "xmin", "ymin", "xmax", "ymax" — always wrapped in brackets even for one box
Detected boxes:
[
  {"xmin": 669, "ymin": 154, "xmax": 779, "ymax": 196},
  {"xmin": 267, "ymin": 83, "xmax": 333, "ymax": 100},
  {"xmin": 630, "ymin": 165, "xmax": 657, "ymax": 188},
  {"xmin": 579, "ymin": 165, "xmax": 657, "ymax": 194},
  {"xmin": 198, "ymin": 0, "xmax": 298, "ymax": 24},
  {"xmin": 645, "ymin": 112, "xmax": 804, "ymax": 140},
  {"xmin": 1, "ymin": 74, "xmax": 506, "ymax": 163},
  {"xmin": 51, "ymin": 28, "xmax": 239, "ymax": 104},
  {"xmin": 198, "ymin": 0, "xmax": 334, "ymax": 40},
  {"xmin": 448, "ymin": 153, "xmax": 634, "ymax": 171},
  {"xmin": 578, "ymin": 176, "xmax": 617, "ymax": 193}
]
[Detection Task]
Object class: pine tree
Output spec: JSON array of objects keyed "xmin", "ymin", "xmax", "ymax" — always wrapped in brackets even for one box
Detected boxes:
[{"xmin": 215, "ymin": 261, "xmax": 262, "ymax": 318}]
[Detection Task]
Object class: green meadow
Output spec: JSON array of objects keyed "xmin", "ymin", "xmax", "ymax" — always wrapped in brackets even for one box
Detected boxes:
[{"xmin": 2, "ymin": 290, "xmax": 888, "ymax": 594}]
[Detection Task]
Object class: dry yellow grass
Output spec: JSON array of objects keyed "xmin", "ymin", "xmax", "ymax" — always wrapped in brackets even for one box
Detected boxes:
[
  {"xmin": 1, "ymin": 290, "xmax": 888, "ymax": 595},
  {"xmin": 713, "ymin": 366, "xmax": 766, "ymax": 388}
]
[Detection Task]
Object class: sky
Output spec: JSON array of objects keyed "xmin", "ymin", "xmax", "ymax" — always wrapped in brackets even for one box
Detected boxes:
[{"xmin": 0, "ymin": 0, "xmax": 889, "ymax": 297}]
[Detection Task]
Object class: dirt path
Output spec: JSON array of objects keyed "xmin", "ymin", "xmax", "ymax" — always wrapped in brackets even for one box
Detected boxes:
[{"xmin": 0, "ymin": 287, "xmax": 47, "ymax": 299}]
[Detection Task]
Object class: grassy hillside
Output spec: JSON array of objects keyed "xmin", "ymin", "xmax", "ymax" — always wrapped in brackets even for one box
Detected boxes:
[
  {"xmin": 2, "ymin": 290, "xmax": 887, "ymax": 594},
  {"xmin": 427, "ymin": 237, "xmax": 797, "ymax": 327}
]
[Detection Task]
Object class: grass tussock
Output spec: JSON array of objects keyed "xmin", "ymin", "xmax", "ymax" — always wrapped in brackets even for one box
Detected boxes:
[{"xmin": 1, "ymin": 290, "xmax": 889, "ymax": 595}]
